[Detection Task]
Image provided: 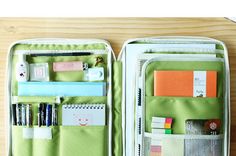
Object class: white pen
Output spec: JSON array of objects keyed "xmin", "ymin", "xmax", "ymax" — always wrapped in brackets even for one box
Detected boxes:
[
  {"xmin": 26, "ymin": 104, "xmax": 32, "ymax": 126},
  {"xmin": 21, "ymin": 104, "xmax": 26, "ymax": 126}
]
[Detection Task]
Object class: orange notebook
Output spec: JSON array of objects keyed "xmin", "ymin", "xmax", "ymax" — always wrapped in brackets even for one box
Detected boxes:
[{"xmin": 154, "ymin": 71, "xmax": 217, "ymax": 97}]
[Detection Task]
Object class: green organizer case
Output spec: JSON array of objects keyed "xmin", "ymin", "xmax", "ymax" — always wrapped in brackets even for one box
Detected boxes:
[{"xmin": 7, "ymin": 37, "xmax": 230, "ymax": 156}]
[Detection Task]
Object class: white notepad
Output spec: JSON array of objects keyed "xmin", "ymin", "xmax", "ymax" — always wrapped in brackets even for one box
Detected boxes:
[{"xmin": 62, "ymin": 104, "xmax": 106, "ymax": 126}]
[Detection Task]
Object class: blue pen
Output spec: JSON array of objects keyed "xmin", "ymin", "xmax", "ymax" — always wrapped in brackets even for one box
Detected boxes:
[{"xmin": 46, "ymin": 104, "xmax": 52, "ymax": 127}]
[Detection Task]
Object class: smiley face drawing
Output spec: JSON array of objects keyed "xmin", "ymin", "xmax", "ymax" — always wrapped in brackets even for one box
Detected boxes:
[{"xmin": 73, "ymin": 113, "xmax": 93, "ymax": 126}]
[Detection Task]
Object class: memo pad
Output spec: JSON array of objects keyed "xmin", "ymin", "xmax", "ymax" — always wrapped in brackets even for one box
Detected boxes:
[
  {"xmin": 62, "ymin": 104, "xmax": 106, "ymax": 126},
  {"xmin": 18, "ymin": 82, "xmax": 106, "ymax": 96},
  {"xmin": 154, "ymin": 71, "xmax": 217, "ymax": 97}
]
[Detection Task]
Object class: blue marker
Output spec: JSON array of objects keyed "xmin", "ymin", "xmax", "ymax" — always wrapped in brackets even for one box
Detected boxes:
[{"xmin": 46, "ymin": 104, "xmax": 52, "ymax": 127}]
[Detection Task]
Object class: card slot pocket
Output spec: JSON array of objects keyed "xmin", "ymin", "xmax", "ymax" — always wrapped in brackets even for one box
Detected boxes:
[
  {"xmin": 59, "ymin": 126, "xmax": 108, "ymax": 156},
  {"xmin": 12, "ymin": 126, "xmax": 59, "ymax": 156},
  {"xmin": 145, "ymin": 96, "xmax": 223, "ymax": 134},
  {"xmin": 144, "ymin": 133, "xmax": 223, "ymax": 156}
]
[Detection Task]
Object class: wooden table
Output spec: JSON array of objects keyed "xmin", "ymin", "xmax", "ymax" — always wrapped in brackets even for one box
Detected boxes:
[{"xmin": 0, "ymin": 18, "xmax": 236, "ymax": 155}]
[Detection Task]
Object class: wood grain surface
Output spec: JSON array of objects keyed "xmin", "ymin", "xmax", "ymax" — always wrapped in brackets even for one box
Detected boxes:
[{"xmin": 0, "ymin": 18, "xmax": 236, "ymax": 156}]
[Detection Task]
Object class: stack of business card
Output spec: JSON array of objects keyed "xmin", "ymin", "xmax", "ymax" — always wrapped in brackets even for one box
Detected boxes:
[{"xmin": 151, "ymin": 117, "xmax": 173, "ymax": 134}]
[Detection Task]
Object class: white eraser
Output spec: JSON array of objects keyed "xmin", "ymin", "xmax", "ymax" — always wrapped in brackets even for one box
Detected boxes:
[{"xmin": 86, "ymin": 67, "xmax": 104, "ymax": 81}]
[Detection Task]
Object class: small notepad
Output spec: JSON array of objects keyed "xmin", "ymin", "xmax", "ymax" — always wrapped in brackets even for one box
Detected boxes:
[{"xmin": 62, "ymin": 104, "xmax": 106, "ymax": 126}]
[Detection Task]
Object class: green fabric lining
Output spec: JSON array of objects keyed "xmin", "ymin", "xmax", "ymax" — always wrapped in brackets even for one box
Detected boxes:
[
  {"xmin": 112, "ymin": 61, "xmax": 123, "ymax": 156},
  {"xmin": 145, "ymin": 61, "xmax": 224, "ymax": 97},
  {"xmin": 11, "ymin": 54, "xmax": 107, "ymax": 96},
  {"xmin": 60, "ymin": 126, "xmax": 108, "ymax": 156},
  {"xmin": 145, "ymin": 96, "xmax": 223, "ymax": 134},
  {"xmin": 16, "ymin": 96, "xmax": 58, "ymax": 103}
]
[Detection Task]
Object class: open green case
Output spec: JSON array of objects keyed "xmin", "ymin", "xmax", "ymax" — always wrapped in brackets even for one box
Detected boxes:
[{"xmin": 7, "ymin": 36, "xmax": 230, "ymax": 156}]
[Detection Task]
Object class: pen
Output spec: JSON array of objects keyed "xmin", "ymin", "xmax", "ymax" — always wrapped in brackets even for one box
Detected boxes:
[
  {"xmin": 26, "ymin": 104, "xmax": 32, "ymax": 126},
  {"xmin": 52, "ymin": 104, "xmax": 58, "ymax": 126},
  {"xmin": 31, "ymin": 52, "xmax": 92, "ymax": 57},
  {"xmin": 16, "ymin": 104, "xmax": 22, "ymax": 126},
  {"xmin": 12, "ymin": 104, "xmax": 17, "ymax": 125},
  {"xmin": 40, "ymin": 103, "xmax": 46, "ymax": 125},
  {"xmin": 38, "ymin": 104, "xmax": 41, "ymax": 127},
  {"xmin": 46, "ymin": 104, "xmax": 52, "ymax": 127},
  {"xmin": 21, "ymin": 104, "xmax": 26, "ymax": 126}
]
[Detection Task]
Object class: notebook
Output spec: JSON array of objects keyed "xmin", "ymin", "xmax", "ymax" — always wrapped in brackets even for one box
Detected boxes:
[
  {"xmin": 62, "ymin": 104, "xmax": 106, "ymax": 126},
  {"xmin": 154, "ymin": 71, "xmax": 217, "ymax": 97}
]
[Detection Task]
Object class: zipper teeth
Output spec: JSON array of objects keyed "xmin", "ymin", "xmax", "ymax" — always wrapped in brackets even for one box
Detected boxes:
[
  {"xmin": 15, "ymin": 49, "xmax": 106, "ymax": 55},
  {"xmin": 19, "ymin": 38, "xmax": 110, "ymax": 45}
]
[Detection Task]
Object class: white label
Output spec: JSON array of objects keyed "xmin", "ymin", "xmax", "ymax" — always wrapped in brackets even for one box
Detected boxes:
[
  {"xmin": 23, "ymin": 127, "xmax": 52, "ymax": 139},
  {"xmin": 193, "ymin": 71, "xmax": 206, "ymax": 97}
]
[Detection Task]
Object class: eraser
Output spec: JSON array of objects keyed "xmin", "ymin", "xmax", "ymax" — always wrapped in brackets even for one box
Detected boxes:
[
  {"xmin": 53, "ymin": 61, "xmax": 88, "ymax": 72},
  {"xmin": 84, "ymin": 67, "xmax": 104, "ymax": 81}
]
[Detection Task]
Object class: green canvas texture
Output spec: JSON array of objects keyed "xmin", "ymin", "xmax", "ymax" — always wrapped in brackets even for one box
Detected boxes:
[
  {"xmin": 12, "ymin": 126, "xmax": 107, "ymax": 156},
  {"xmin": 145, "ymin": 96, "xmax": 223, "ymax": 133},
  {"xmin": 144, "ymin": 61, "xmax": 224, "ymax": 133},
  {"xmin": 112, "ymin": 61, "xmax": 123, "ymax": 156}
]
